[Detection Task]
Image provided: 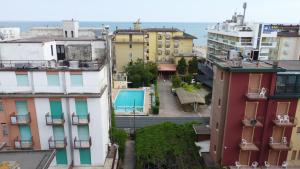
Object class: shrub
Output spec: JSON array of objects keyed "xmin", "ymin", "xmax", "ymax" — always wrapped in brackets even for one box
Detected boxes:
[
  {"xmin": 171, "ymin": 75, "xmax": 181, "ymax": 88},
  {"xmin": 152, "ymin": 105, "xmax": 159, "ymax": 115},
  {"xmin": 110, "ymin": 127, "xmax": 128, "ymax": 159}
]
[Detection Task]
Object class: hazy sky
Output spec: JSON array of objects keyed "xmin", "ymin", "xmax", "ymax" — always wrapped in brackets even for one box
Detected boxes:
[{"xmin": 1, "ymin": 0, "xmax": 300, "ymax": 23}]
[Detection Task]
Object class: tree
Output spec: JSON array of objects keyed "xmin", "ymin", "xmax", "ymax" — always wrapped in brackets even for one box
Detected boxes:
[
  {"xmin": 171, "ymin": 75, "xmax": 181, "ymax": 88},
  {"xmin": 177, "ymin": 57, "xmax": 187, "ymax": 75},
  {"xmin": 188, "ymin": 57, "xmax": 198, "ymax": 74},
  {"xmin": 125, "ymin": 59, "xmax": 158, "ymax": 88}
]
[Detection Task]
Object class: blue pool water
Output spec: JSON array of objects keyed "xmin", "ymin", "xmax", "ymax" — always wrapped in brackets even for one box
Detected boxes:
[{"xmin": 114, "ymin": 90, "xmax": 144, "ymax": 112}]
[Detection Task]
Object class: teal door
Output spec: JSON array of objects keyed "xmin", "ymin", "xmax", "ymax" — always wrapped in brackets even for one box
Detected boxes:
[
  {"xmin": 53, "ymin": 126, "xmax": 64, "ymax": 140},
  {"xmin": 50, "ymin": 100, "xmax": 63, "ymax": 118},
  {"xmin": 75, "ymin": 100, "xmax": 88, "ymax": 116},
  {"xmin": 79, "ymin": 149, "xmax": 91, "ymax": 164},
  {"xmin": 78, "ymin": 125, "xmax": 89, "ymax": 140},
  {"xmin": 16, "ymin": 101, "xmax": 31, "ymax": 140},
  {"xmin": 56, "ymin": 149, "xmax": 68, "ymax": 165}
]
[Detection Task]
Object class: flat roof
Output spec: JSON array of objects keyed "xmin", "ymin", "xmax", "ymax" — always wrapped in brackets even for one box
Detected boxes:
[
  {"xmin": 0, "ymin": 150, "xmax": 55, "ymax": 169},
  {"xmin": 266, "ymin": 60, "xmax": 300, "ymax": 71},
  {"xmin": 214, "ymin": 59, "xmax": 286, "ymax": 73},
  {"xmin": 175, "ymin": 88, "xmax": 205, "ymax": 104},
  {"xmin": 173, "ymin": 32, "xmax": 197, "ymax": 39},
  {"xmin": 158, "ymin": 64, "xmax": 176, "ymax": 72},
  {"xmin": 0, "ymin": 36, "xmax": 105, "ymax": 43}
]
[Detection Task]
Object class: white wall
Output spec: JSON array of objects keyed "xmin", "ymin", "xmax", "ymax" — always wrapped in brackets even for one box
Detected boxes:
[
  {"xmin": 0, "ymin": 42, "xmax": 57, "ymax": 61},
  {"xmin": 0, "ymin": 71, "xmax": 32, "ymax": 93},
  {"xmin": 278, "ymin": 37, "xmax": 300, "ymax": 60}
]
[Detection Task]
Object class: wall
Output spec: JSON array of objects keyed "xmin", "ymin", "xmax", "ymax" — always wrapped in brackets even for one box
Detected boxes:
[
  {"xmin": 0, "ymin": 42, "xmax": 56, "ymax": 61},
  {"xmin": 277, "ymin": 37, "xmax": 300, "ymax": 60},
  {"xmin": 287, "ymin": 99, "xmax": 300, "ymax": 166}
]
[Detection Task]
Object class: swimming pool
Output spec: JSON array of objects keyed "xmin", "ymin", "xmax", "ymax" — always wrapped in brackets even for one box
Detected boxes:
[{"xmin": 114, "ymin": 90, "xmax": 144, "ymax": 112}]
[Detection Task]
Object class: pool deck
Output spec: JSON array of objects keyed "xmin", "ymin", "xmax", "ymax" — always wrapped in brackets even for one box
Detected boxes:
[{"xmin": 112, "ymin": 88, "xmax": 151, "ymax": 116}]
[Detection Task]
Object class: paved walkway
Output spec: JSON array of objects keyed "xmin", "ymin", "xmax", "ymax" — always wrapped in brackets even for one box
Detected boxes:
[
  {"xmin": 123, "ymin": 140, "xmax": 135, "ymax": 169},
  {"xmin": 157, "ymin": 79, "xmax": 210, "ymax": 117}
]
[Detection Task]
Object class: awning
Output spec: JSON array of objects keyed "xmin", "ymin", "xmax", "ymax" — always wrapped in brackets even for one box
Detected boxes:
[{"xmin": 158, "ymin": 64, "xmax": 176, "ymax": 72}]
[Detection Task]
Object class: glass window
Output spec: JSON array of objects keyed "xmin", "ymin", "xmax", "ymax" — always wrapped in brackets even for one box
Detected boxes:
[
  {"xmin": 276, "ymin": 74, "xmax": 300, "ymax": 94},
  {"xmin": 16, "ymin": 74, "xmax": 29, "ymax": 86},
  {"xmin": 1, "ymin": 123, "xmax": 8, "ymax": 136},
  {"xmin": 47, "ymin": 74, "xmax": 60, "ymax": 86},
  {"xmin": 0, "ymin": 101, "xmax": 3, "ymax": 111},
  {"xmin": 70, "ymin": 74, "xmax": 83, "ymax": 86}
]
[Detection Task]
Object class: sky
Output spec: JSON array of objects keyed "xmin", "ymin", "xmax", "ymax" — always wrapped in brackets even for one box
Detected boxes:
[{"xmin": 1, "ymin": 0, "xmax": 300, "ymax": 23}]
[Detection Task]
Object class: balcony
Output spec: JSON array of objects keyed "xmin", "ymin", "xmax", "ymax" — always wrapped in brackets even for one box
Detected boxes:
[
  {"xmin": 45, "ymin": 113, "xmax": 65, "ymax": 125},
  {"xmin": 14, "ymin": 136, "xmax": 33, "ymax": 149},
  {"xmin": 239, "ymin": 139, "xmax": 259, "ymax": 151},
  {"xmin": 48, "ymin": 136, "xmax": 67, "ymax": 149},
  {"xmin": 10, "ymin": 113, "xmax": 31, "ymax": 125},
  {"xmin": 269, "ymin": 137, "xmax": 292, "ymax": 151},
  {"xmin": 74, "ymin": 137, "xmax": 92, "ymax": 149},
  {"xmin": 72, "ymin": 113, "xmax": 90, "ymax": 125},
  {"xmin": 242, "ymin": 118, "xmax": 263, "ymax": 127},
  {"xmin": 273, "ymin": 115, "xmax": 297, "ymax": 127},
  {"xmin": 245, "ymin": 88, "xmax": 268, "ymax": 101},
  {"xmin": 261, "ymin": 42, "xmax": 277, "ymax": 47}
]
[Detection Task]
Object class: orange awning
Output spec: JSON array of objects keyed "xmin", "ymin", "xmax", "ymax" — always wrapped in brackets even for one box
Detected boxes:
[{"xmin": 158, "ymin": 64, "xmax": 176, "ymax": 72}]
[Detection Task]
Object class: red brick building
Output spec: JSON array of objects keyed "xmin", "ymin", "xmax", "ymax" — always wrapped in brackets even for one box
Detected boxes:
[{"xmin": 209, "ymin": 60, "xmax": 300, "ymax": 167}]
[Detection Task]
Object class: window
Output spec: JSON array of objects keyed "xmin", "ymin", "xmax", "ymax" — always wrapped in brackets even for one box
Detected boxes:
[
  {"xmin": 47, "ymin": 74, "xmax": 60, "ymax": 86},
  {"xmin": 1, "ymin": 123, "xmax": 8, "ymax": 136},
  {"xmin": 213, "ymin": 145, "xmax": 216, "ymax": 153},
  {"xmin": 218, "ymin": 98, "xmax": 221, "ymax": 106},
  {"xmin": 129, "ymin": 44, "xmax": 132, "ymax": 48},
  {"xmin": 71, "ymin": 31, "xmax": 74, "ymax": 38},
  {"xmin": 220, "ymin": 71, "xmax": 224, "ymax": 81},
  {"xmin": 16, "ymin": 74, "xmax": 29, "ymax": 86},
  {"xmin": 0, "ymin": 101, "xmax": 3, "ymax": 112},
  {"xmin": 291, "ymin": 151, "xmax": 297, "ymax": 160},
  {"xmin": 297, "ymin": 127, "xmax": 300, "ymax": 134},
  {"xmin": 276, "ymin": 74, "xmax": 300, "ymax": 94},
  {"xmin": 51, "ymin": 45, "xmax": 54, "ymax": 56},
  {"xmin": 298, "ymin": 151, "xmax": 300, "ymax": 160},
  {"xmin": 216, "ymin": 122, "xmax": 219, "ymax": 130},
  {"xmin": 70, "ymin": 74, "xmax": 83, "ymax": 86},
  {"xmin": 146, "ymin": 57, "xmax": 149, "ymax": 61},
  {"xmin": 65, "ymin": 31, "xmax": 68, "ymax": 38}
]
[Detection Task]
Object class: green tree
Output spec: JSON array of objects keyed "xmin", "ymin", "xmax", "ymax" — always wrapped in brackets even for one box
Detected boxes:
[
  {"xmin": 171, "ymin": 75, "xmax": 182, "ymax": 88},
  {"xmin": 177, "ymin": 57, "xmax": 187, "ymax": 75},
  {"xmin": 188, "ymin": 57, "xmax": 198, "ymax": 74},
  {"xmin": 125, "ymin": 59, "xmax": 158, "ymax": 88}
]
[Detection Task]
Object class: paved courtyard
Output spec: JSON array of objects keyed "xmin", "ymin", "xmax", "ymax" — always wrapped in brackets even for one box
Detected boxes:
[{"xmin": 155, "ymin": 79, "xmax": 210, "ymax": 117}]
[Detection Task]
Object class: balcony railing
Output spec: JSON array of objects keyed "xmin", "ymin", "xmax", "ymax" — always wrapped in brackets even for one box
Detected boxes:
[
  {"xmin": 273, "ymin": 115, "xmax": 297, "ymax": 127},
  {"xmin": 239, "ymin": 139, "xmax": 259, "ymax": 151},
  {"xmin": 269, "ymin": 137, "xmax": 292, "ymax": 151},
  {"xmin": 45, "ymin": 113, "xmax": 65, "ymax": 125},
  {"xmin": 72, "ymin": 113, "xmax": 90, "ymax": 125},
  {"xmin": 242, "ymin": 118, "xmax": 263, "ymax": 127},
  {"xmin": 74, "ymin": 137, "xmax": 92, "ymax": 149},
  {"xmin": 10, "ymin": 113, "xmax": 31, "ymax": 125},
  {"xmin": 14, "ymin": 136, "xmax": 33, "ymax": 149},
  {"xmin": 48, "ymin": 136, "xmax": 67, "ymax": 149},
  {"xmin": 245, "ymin": 88, "xmax": 268, "ymax": 101}
]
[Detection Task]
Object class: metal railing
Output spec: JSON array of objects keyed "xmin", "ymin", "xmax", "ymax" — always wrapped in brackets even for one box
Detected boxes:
[
  {"xmin": 114, "ymin": 106, "xmax": 144, "ymax": 113},
  {"xmin": 14, "ymin": 136, "xmax": 33, "ymax": 149},
  {"xmin": 48, "ymin": 136, "xmax": 67, "ymax": 149},
  {"xmin": 10, "ymin": 113, "xmax": 31, "ymax": 125},
  {"xmin": 45, "ymin": 113, "xmax": 65, "ymax": 125},
  {"xmin": 74, "ymin": 136, "xmax": 92, "ymax": 149},
  {"xmin": 72, "ymin": 113, "xmax": 90, "ymax": 125},
  {"xmin": 0, "ymin": 59, "xmax": 105, "ymax": 70}
]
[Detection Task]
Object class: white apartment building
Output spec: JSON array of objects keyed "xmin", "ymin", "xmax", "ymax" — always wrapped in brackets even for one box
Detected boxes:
[
  {"xmin": 207, "ymin": 13, "xmax": 278, "ymax": 61},
  {"xmin": 0, "ymin": 26, "xmax": 114, "ymax": 168},
  {"xmin": 22, "ymin": 20, "xmax": 105, "ymax": 39},
  {"xmin": 0, "ymin": 27, "xmax": 20, "ymax": 41}
]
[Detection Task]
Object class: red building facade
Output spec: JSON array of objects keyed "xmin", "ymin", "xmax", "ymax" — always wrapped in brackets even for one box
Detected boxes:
[{"xmin": 210, "ymin": 61, "xmax": 300, "ymax": 167}]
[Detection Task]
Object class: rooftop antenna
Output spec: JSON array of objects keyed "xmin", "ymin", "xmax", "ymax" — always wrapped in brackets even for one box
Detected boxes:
[{"xmin": 242, "ymin": 2, "xmax": 247, "ymax": 25}]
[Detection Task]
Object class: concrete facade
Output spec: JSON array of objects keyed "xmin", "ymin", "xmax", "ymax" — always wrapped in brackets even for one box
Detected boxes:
[{"xmin": 0, "ymin": 28, "xmax": 20, "ymax": 41}]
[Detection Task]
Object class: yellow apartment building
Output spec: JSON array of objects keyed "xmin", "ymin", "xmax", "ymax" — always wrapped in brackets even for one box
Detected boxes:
[
  {"xmin": 112, "ymin": 21, "xmax": 197, "ymax": 75},
  {"xmin": 287, "ymin": 99, "xmax": 300, "ymax": 167}
]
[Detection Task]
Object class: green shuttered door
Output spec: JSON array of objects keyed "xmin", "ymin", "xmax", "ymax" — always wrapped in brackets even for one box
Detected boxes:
[
  {"xmin": 16, "ymin": 101, "xmax": 31, "ymax": 140},
  {"xmin": 56, "ymin": 149, "xmax": 68, "ymax": 164},
  {"xmin": 79, "ymin": 149, "xmax": 91, "ymax": 164}
]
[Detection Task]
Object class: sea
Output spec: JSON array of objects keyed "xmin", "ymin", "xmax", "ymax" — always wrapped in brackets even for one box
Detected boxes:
[{"xmin": 0, "ymin": 21, "xmax": 215, "ymax": 46}]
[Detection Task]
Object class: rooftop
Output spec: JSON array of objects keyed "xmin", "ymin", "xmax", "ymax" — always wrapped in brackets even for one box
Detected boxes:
[
  {"xmin": 173, "ymin": 32, "xmax": 197, "ymax": 39},
  {"xmin": 0, "ymin": 150, "xmax": 55, "ymax": 169},
  {"xmin": 266, "ymin": 60, "xmax": 300, "ymax": 71},
  {"xmin": 0, "ymin": 36, "xmax": 105, "ymax": 43},
  {"xmin": 214, "ymin": 59, "xmax": 287, "ymax": 73}
]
